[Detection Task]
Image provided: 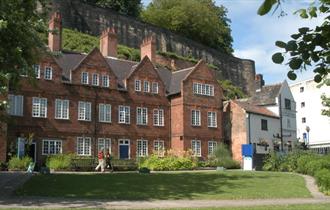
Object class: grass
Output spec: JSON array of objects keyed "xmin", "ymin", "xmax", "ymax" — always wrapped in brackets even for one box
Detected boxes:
[{"xmin": 16, "ymin": 171, "xmax": 311, "ymax": 200}]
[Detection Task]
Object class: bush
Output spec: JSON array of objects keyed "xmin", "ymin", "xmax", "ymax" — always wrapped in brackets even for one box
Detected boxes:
[
  {"xmin": 0, "ymin": 162, "xmax": 8, "ymax": 171},
  {"xmin": 315, "ymin": 169, "xmax": 330, "ymax": 195},
  {"xmin": 218, "ymin": 158, "xmax": 241, "ymax": 169},
  {"xmin": 138, "ymin": 154, "xmax": 198, "ymax": 171},
  {"xmin": 8, "ymin": 156, "xmax": 32, "ymax": 170},
  {"xmin": 46, "ymin": 154, "xmax": 74, "ymax": 170}
]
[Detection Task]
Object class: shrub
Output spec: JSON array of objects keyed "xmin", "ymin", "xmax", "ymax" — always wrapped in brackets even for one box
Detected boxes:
[
  {"xmin": 8, "ymin": 156, "xmax": 32, "ymax": 170},
  {"xmin": 46, "ymin": 154, "xmax": 74, "ymax": 170},
  {"xmin": 138, "ymin": 154, "xmax": 198, "ymax": 171},
  {"xmin": 0, "ymin": 162, "xmax": 7, "ymax": 171},
  {"xmin": 218, "ymin": 158, "xmax": 241, "ymax": 169},
  {"xmin": 315, "ymin": 169, "xmax": 330, "ymax": 195}
]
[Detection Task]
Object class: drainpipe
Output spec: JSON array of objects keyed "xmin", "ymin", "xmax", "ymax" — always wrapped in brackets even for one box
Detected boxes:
[
  {"xmin": 279, "ymin": 94, "xmax": 284, "ymax": 152},
  {"xmin": 247, "ymin": 112, "xmax": 251, "ymax": 144}
]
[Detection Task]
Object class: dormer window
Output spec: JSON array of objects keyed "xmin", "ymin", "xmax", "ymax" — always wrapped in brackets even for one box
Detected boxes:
[
  {"xmin": 81, "ymin": 72, "xmax": 88, "ymax": 84},
  {"xmin": 44, "ymin": 66, "xmax": 53, "ymax": 80},
  {"xmin": 193, "ymin": 83, "xmax": 214, "ymax": 96},
  {"xmin": 144, "ymin": 81, "xmax": 150, "ymax": 92},
  {"xmin": 102, "ymin": 75, "xmax": 109, "ymax": 87},
  {"xmin": 33, "ymin": 64, "xmax": 40, "ymax": 79},
  {"xmin": 135, "ymin": 80, "xmax": 141, "ymax": 92},
  {"xmin": 92, "ymin": 73, "xmax": 99, "ymax": 86},
  {"xmin": 151, "ymin": 82, "xmax": 159, "ymax": 94}
]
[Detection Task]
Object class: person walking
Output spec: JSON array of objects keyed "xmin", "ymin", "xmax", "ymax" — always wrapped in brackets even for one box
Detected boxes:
[
  {"xmin": 95, "ymin": 149, "xmax": 105, "ymax": 172},
  {"xmin": 105, "ymin": 150, "xmax": 113, "ymax": 172}
]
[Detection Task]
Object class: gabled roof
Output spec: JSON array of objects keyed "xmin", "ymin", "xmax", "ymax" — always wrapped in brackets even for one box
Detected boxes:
[
  {"xmin": 53, "ymin": 49, "xmax": 206, "ymax": 95},
  {"xmin": 233, "ymin": 100, "xmax": 279, "ymax": 118},
  {"xmin": 250, "ymin": 83, "xmax": 282, "ymax": 105}
]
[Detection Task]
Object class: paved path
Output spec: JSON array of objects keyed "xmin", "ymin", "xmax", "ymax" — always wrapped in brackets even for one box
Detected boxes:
[
  {"xmin": 0, "ymin": 172, "xmax": 32, "ymax": 198},
  {"xmin": 0, "ymin": 171, "xmax": 328, "ymax": 209}
]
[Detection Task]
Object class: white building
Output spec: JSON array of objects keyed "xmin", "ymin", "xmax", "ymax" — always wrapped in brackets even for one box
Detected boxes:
[
  {"xmin": 290, "ymin": 78, "xmax": 330, "ymax": 153},
  {"xmin": 250, "ymin": 80, "xmax": 297, "ymax": 152}
]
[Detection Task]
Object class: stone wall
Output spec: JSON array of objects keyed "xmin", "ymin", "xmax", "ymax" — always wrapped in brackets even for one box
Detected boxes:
[{"xmin": 51, "ymin": 0, "xmax": 256, "ymax": 95}]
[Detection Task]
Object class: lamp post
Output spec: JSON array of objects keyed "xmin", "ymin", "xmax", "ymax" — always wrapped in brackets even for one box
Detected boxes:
[{"xmin": 305, "ymin": 126, "xmax": 310, "ymax": 146}]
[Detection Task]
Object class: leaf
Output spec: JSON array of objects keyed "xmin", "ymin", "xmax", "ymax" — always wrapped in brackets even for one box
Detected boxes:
[
  {"xmin": 298, "ymin": 27, "xmax": 310, "ymax": 34},
  {"xmin": 314, "ymin": 74, "xmax": 322, "ymax": 83},
  {"xmin": 275, "ymin": 41, "xmax": 286, "ymax": 48},
  {"xmin": 311, "ymin": 53, "xmax": 320, "ymax": 62},
  {"xmin": 272, "ymin": 52, "xmax": 284, "ymax": 64},
  {"xmin": 299, "ymin": 9, "xmax": 309, "ymax": 18},
  {"xmin": 258, "ymin": 0, "xmax": 277, "ymax": 16},
  {"xmin": 289, "ymin": 58, "xmax": 303, "ymax": 70},
  {"xmin": 291, "ymin": 34, "xmax": 301, "ymax": 40},
  {"xmin": 286, "ymin": 40, "xmax": 298, "ymax": 51},
  {"xmin": 287, "ymin": 71, "xmax": 297, "ymax": 80},
  {"xmin": 309, "ymin": 6, "xmax": 317, "ymax": 18}
]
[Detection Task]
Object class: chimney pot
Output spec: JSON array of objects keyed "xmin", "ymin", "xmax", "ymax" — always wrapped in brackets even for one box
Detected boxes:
[{"xmin": 100, "ymin": 27, "xmax": 117, "ymax": 57}]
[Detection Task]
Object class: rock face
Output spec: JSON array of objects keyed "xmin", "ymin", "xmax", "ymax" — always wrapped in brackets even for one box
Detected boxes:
[{"xmin": 51, "ymin": 0, "xmax": 256, "ymax": 95}]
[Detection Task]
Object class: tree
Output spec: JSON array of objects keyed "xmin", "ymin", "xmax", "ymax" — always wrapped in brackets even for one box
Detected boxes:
[
  {"xmin": 321, "ymin": 94, "xmax": 330, "ymax": 116},
  {"xmin": 82, "ymin": 0, "xmax": 142, "ymax": 18},
  {"xmin": 0, "ymin": 0, "xmax": 47, "ymax": 117},
  {"xmin": 258, "ymin": 0, "xmax": 330, "ymax": 86},
  {"xmin": 141, "ymin": 0, "xmax": 233, "ymax": 54},
  {"xmin": 218, "ymin": 80, "xmax": 246, "ymax": 100}
]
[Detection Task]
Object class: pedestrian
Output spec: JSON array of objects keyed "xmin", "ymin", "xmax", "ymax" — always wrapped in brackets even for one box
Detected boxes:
[
  {"xmin": 95, "ymin": 149, "xmax": 105, "ymax": 172},
  {"xmin": 105, "ymin": 149, "xmax": 113, "ymax": 172}
]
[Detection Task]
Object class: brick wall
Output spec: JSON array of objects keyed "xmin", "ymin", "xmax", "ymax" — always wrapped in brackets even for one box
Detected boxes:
[{"xmin": 0, "ymin": 122, "xmax": 7, "ymax": 162}]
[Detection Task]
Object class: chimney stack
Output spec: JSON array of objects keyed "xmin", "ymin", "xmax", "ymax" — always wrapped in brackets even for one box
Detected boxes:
[
  {"xmin": 100, "ymin": 28, "xmax": 117, "ymax": 57},
  {"xmin": 255, "ymin": 74, "xmax": 265, "ymax": 90},
  {"xmin": 140, "ymin": 35, "xmax": 156, "ymax": 62},
  {"xmin": 48, "ymin": 12, "xmax": 62, "ymax": 52}
]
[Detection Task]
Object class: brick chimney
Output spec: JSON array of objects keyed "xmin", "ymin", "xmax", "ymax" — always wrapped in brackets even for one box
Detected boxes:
[
  {"xmin": 255, "ymin": 74, "xmax": 265, "ymax": 91},
  {"xmin": 140, "ymin": 35, "xmax": 156, "ymax": 62},
  {"xmin": 48, "ymin": 12, "xmax": 62, "ymax": 52},
  {"xmin": 100, "ymin": 28, "xmax": 117, "ymax": 57}
]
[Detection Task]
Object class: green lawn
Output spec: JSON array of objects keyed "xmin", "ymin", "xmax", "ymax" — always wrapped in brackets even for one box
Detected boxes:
[{"xmin": 16, "ymin": 171, "xmax": 311, "ymax": 200}]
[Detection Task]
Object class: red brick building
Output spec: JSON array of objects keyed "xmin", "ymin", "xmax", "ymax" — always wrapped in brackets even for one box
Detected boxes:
[{"xmin": 2, "ymin": 13, "xmax": 224, "ymax": 165}]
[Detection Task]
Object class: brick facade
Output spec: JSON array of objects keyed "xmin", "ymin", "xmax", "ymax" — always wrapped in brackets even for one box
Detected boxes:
[{"xmin": 3, "ymin": 13, "xmax": 224, "ymax": 165}]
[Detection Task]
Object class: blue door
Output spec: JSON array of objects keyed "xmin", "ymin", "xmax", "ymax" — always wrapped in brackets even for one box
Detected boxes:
[{"xmin": 119, "ymin": 140, "xmax": 130, "ymax": 159}]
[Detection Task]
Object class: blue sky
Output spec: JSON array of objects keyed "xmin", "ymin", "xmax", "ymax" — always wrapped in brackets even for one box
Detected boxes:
[{"xmin": 141, "ymin": 0, "xmax": 323, "ymax": 85}]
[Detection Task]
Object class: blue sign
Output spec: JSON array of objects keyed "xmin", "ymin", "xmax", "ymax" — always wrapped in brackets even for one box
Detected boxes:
[{"xmin": 242, "ymin": 144, "xmax": 253, "ymax": 157}]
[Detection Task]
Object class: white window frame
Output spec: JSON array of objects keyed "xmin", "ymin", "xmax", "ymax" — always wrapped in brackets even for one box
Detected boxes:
[
  {"xmin": 207, "ymin": 111, "xmax": 217, "ymax": 128},
  {"xmin": 193, "ymin": 82, "xmax": 214, "ymax": 96},
  {"xmin": 33, "ymin": 64, "xmax": 40, "ymax": 79},
  {"xmin": 7, "ymin": 94, "xmax": 23, "ymax": 116},
  {"xmin": 118, "ymin": 105, "xmax": 130, "ymax": 124},
  {"xmin": 143, "ymin": 81, "xmax": 150, "ymax": 92},
  {"xmin": 44, "ymin": 66, "xmax": 53, "ymax": 80},
  {"xmin": 92, "ymin": 73, "xmax": 99, "ymax": 86},
  {"xmin": 154, "ymin": 140, "xmax": 165, "ymax": 157},
  {"xmin": 192, "ymin": 140, "xmax": 201, "ymax": 157},
  {"xmin": 191, "ymin": 109, "xmax": 201, "ymax": 126},
  {"xmin": 76, "ymin": 137, "xmax": 91, "ymax": 156},
  {"xmin": 136, "ymin": 107, "xmax": 148, "ymax": 125},
  {"xmin": 135, "ymin": 80, "xmax": 141, "ymax": 92},
  {"xmin": 137, "ymin": 139, "xmax": 148, "ymax": 157},
  {"xmin": 151, "ymin": 82, "xmax": 159, "ymax": 94},
  {"xmin": 98, "ymin": 138, "xmax": 111, "ymax": 153},
  {"xmin": 102, "ymin": 75, "xmax": 109, "ymax": 87},
  {"xmin": 55, "ymin": 99, "xmax": 69, "ymax": 120},
  {"xmin": 42, "ymin": 139, "xmax": 62, "ymax": 155},
  {"xmin": 99, "ymin": 103, "xmax": 111, "ymax": 123},
  {"xmin": 32, "ymin": 97, "xmax": 47, "ymax": 118},
  {"xmin": 153, "ymin": 109, "xmax": 164, "ymax": 126},
  {"xmin": 81, "ymin": 72, "xmax": 89, "ymax": 84},
  {"xmin": 78, "ymin": 101, "xmax": 91, "ymax": 121},
  {"xmin": 208, "ymin": 141, "xmax": 217, "ymax": 156}
]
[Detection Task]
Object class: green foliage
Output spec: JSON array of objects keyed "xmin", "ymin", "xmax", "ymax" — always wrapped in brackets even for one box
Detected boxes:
[
  {"xmin": 212, "ymin": 143, "xmax": 241, "ymax": 169},
  {"xmin": 46, "ymin": 154, "xmax": 74, "ymax": 170},
  {"xmin": 62, "ymin": 28, "xmax": 140, "ymax": 61},
  {"xmin": 141, "ymin": 0, "xmax": 233, "ymax": 54},
  {"xmin": 315, "ymin": 169, "xmax": 330, "ymax": 195},
  {"xmin": 0, "ymin": 0, "xmax": 48, "ymax": 116},
  {"xmin": 218, "ymin": 80, "xmax": 246, "ymax": 100},
  {"xmin": 263, "ymin": 151, "xmax": 330, "ymax": 194},
  {"xmin": 259, "ymin": 0, "xmax": 330, "ymax": 85},
  {"xmin": 81, "ymin": 0, "xmax": 142, "ymax": 17},
  {"xmin": 138, "ymin": 154, "xmax": 198, "ymax": 171},
  {"xmin": 321, "ymin": 94, "xmax": 330, "ymax": 117},
  {"xmin": 8, "ymin": 156, "xmax": 32, "ymax": 170}
]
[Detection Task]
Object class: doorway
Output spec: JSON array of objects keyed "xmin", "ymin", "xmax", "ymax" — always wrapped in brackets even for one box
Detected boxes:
[{"xmin": 119, "ymin": 139, "xmax": 130, "ymax": 159}]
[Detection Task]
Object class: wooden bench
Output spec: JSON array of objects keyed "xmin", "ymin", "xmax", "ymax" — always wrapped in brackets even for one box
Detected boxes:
[{"xmin": 111, "ymin": 159, "xmax": 138, "ymax": 171}]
